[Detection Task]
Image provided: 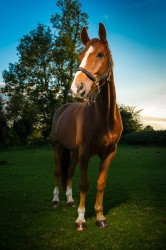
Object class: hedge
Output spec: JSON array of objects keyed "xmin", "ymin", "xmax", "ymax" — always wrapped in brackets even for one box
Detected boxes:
[{"xmin": 120, "ymin": 130, "xmax": 166, "ymax": 147}]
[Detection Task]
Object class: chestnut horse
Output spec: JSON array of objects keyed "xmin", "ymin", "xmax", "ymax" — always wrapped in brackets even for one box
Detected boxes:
[{"xmin": 51, "ymin": 23, "xmax": 123, "ymax": 231}]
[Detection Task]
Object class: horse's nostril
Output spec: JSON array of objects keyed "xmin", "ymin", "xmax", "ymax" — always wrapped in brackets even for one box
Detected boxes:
[{"xmin": 80, "ymin": 90, "xmax": 85, "ymax": 97}]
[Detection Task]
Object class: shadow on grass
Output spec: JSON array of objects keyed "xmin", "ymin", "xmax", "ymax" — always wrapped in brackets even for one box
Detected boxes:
[{"xmin": 84, "ymin": 182, "xmax": 129, "ymax": 219}]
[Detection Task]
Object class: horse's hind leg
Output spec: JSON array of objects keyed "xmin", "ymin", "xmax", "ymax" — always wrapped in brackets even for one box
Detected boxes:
[
  {"xmin": 66, "ymin": 151, "xmax": 78, "ymax": 207},
  {"xmin": 52, "ymin": 143, "xmax": 63, "ymax": 208},
  {"xmin": 66, "ymin": 178, "xmax": 75, "ymax": 207}
]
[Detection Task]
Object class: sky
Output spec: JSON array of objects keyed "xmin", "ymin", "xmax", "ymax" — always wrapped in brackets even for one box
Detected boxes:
[{"xmin": 0, "ymin": 0, "xmax": 166, "ymax": 129}]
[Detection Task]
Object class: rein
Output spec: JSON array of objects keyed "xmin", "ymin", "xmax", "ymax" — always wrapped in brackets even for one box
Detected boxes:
[{"xmin": 76, "ymin": 61, "xmax": 112, "ymax": 102}]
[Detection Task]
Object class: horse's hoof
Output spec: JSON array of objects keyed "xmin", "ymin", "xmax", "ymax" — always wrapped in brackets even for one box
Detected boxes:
[
  {"xmin": 52, "ymin": 201, "xmax": 59, "ymax": 208},
  {"xmin": 75, "ymin": 222, "xmax": 86, "ymax": 231},
  {"xmin": 67, "ymin": 201, "xmax": 76, "ymax": 208},
  {"xmin": 95, "ymin": 219, "xmax": 108, "ymax": 228}
]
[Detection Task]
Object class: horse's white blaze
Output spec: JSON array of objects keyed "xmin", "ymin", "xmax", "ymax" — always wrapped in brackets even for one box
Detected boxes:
[
  {"xmin": 71, "ymin": 46, "xmax": 94, "ymax": 95},
  {"xmin": 71, "ymin": 71, "xmax": 80, "ymax": 95},
  {"xmin": 76, "ymin": 207, "xmax": 85, "ymax": 223},
  {"xmin": 66, "ymin": 186, "xmax": 74, "ymax": 203},
  {"xmin": 80, "ymin": 45, "xmax": 94, "ymax": 68},
  {"xmin": 53, "ymin": 187, "xmax": 59, "ymax": 202}
]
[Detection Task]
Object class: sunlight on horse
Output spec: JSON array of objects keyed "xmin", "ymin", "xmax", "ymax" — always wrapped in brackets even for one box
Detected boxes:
[{"xmin": 51, "ymin": 23, "xmax": 123, "ymax": 231}]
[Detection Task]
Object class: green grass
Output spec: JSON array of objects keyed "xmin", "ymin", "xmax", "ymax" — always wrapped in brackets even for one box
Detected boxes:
[{"xmin": 0, "ymin": 145, "xmax": 166, "ymax": 250}]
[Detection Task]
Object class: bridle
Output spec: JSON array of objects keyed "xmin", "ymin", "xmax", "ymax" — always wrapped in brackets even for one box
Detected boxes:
[{"xmin": 76, "ymin": 59, "xmax": 112, "ymax": 102}]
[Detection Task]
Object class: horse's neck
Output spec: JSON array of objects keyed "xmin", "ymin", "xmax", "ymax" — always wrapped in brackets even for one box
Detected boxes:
[{"xmin": 95, "ymin": 73, "xmax": 117, "ymax": 126}]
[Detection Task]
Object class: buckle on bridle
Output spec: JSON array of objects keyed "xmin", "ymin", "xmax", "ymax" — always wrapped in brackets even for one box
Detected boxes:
[{"xmin": 95, "ymin": 79, "xmax": 100, "ymax": 91}]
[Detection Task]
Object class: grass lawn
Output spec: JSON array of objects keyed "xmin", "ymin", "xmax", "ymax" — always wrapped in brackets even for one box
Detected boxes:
[{"xmin": 0, "ymin": 145, "xmax": 166, "ymax": 250}]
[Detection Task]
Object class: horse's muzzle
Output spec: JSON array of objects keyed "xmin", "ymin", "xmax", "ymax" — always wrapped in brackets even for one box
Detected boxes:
[{"xmin": 70, "ymin": 83, "xmax": 86, "ymax": 99}]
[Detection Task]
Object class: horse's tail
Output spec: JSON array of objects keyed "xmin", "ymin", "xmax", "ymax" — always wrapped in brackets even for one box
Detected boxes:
[{"xmin": 61, "ymin": 148, "xmax": 70, "ymax": 191}]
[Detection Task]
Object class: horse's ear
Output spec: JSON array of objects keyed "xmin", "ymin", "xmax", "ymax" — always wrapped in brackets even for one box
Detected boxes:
[
  {"xmin": 99, "ymin": 23, "xmax": 107, "ymax": 44},
  {"xmin": 81, "ymin": 27, "xmax": 90, "ymax": 46}
]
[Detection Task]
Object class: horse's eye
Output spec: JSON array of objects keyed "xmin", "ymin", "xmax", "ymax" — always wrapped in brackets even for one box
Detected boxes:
[{"xmin": 97, "ymin": 52, "xmax": 104, "ymax": 58}]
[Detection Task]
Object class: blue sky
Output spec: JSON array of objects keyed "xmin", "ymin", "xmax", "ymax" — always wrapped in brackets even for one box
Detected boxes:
[{"xmin": 0, "ymin": 0, "xmax": 166, "ymax": 129}]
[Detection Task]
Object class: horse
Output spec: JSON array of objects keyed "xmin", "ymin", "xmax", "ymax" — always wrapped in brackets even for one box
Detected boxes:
[{"xmin": 51, "ymin": 23, "xmax": 123, "ymax": 231}]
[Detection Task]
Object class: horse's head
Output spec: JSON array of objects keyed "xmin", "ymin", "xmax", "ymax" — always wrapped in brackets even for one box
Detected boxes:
[{"xmin": 71, "ymin": 23, "xmax": 112, "ymax": 99}]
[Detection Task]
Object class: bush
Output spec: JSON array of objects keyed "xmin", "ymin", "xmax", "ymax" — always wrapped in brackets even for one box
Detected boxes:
[
  {"xmin": 120, "ymin": 130, "xmax": 166, "ymax": 147},
  {"xmin": 26, "ymin": 136, "xmax": 50, "ymax": 147}
]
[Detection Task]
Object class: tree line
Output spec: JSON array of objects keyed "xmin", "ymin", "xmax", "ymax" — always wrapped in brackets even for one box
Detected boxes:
[{"xmin": 0, "ymin": 0, "xmax": 156, "ymax": 147}]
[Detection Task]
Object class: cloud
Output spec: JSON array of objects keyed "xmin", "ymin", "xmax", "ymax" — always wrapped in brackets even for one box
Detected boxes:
[
  {"xmin": 139, "ymin": 95, "xmax": 166, "ymax": 119},
  {"xmin": 142, "ymin": 116, "xmax": 166, "ymax": 122},
  {"xmin": 141, "ymin": 115, "xmax": 166, "ymax": 130}
]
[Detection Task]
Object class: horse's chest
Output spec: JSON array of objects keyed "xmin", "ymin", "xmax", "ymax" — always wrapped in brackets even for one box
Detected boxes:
[
  {"xmin": 100, "ymin": 133, "xmax": 114, "ymax": 147},
  {"xmin": 92, "ymin": 130, "xmax": 118, "ymax": 154}
]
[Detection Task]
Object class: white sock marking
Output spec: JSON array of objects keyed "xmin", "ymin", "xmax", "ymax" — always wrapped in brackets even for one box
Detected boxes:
[
  {"xmin": 66, "ymin": 186, "xmax": 74, "ymax": 203},
  {"xmin": 53, "ymin": 187, "xmax": 59, "ymax": 202},
  {"xmin": 76, "ymin": 207, "xmax": 85, "ymax": 223}
]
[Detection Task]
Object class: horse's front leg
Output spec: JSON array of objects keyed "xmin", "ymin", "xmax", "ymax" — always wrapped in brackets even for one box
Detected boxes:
[
  {"xmin": 75, "ymin": 154, "xmax": 89, "ymax": 231},
  {"xmin": 94, "ymin": 147, "xmax": 117, "ymax": 227}
]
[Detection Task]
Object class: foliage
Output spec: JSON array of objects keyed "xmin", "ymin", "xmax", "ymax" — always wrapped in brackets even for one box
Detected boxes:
[
  {"xmin": 0, "ymin": 146, "xmax": 166, "ymax": 249},
  {"xmin": 143, "ymin": 125, "xmax": 154, "ymax": 131},
  {"xmin": 1, "ymin": 0, "xmax": 88, "ymax": 143},
  {"xmin": 51, "ymin": 0, "xmax": 88, "ymax": 103},
  {"xmin": 27, "ymin": 136, "xmax": 49, "ymax": 147},
  {"xmin": 2, "ymin": 23, "xmax": 59, "ymax": 139},
  {"xmin": 120, "ymin": 130, "xmax": 166, "ymax": 146},
  {"xmin": 0, "ymin": 96, "xmax": 9, "ymax": 146},
  {"xmin": 118, "ymin": 104, "xmax": 143, "ymax": 134}
]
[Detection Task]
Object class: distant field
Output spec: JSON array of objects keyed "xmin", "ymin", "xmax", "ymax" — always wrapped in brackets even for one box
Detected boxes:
[{"xmin": 0, "ymin": 145, "xmax": 166, "ymax": 250}]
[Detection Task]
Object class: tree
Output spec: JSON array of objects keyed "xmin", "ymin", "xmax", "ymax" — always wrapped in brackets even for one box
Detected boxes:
[
  {"xmin": 2, "ymin": 23, "xmax": 57, "ymax": 138},
  {"xmin": 7, "ymin": 94, "xmax": 38, "ymax": 144},
  {"xmin": 143, "ymin": 125, "xmax": 154, "ymax": 131},
  {"xmin": 50, "ymin": 0, "xmax": 88, "ymax": 103},
  {"xmin": 119, "ymin": 104, "xmax": 143, "ymax": 134},
  {"xmin": 0, "ymin": 96, "xmax": 9, "ymax": 146},
  {"xmin": 1, "ymin": 0, "xmax": 88, "ymax": 142}
]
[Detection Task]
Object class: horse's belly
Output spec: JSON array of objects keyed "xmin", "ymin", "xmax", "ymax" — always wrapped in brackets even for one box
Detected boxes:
[{"xmin": 59, "ymin": 132, "xmax": 77, "ymax": 150}]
